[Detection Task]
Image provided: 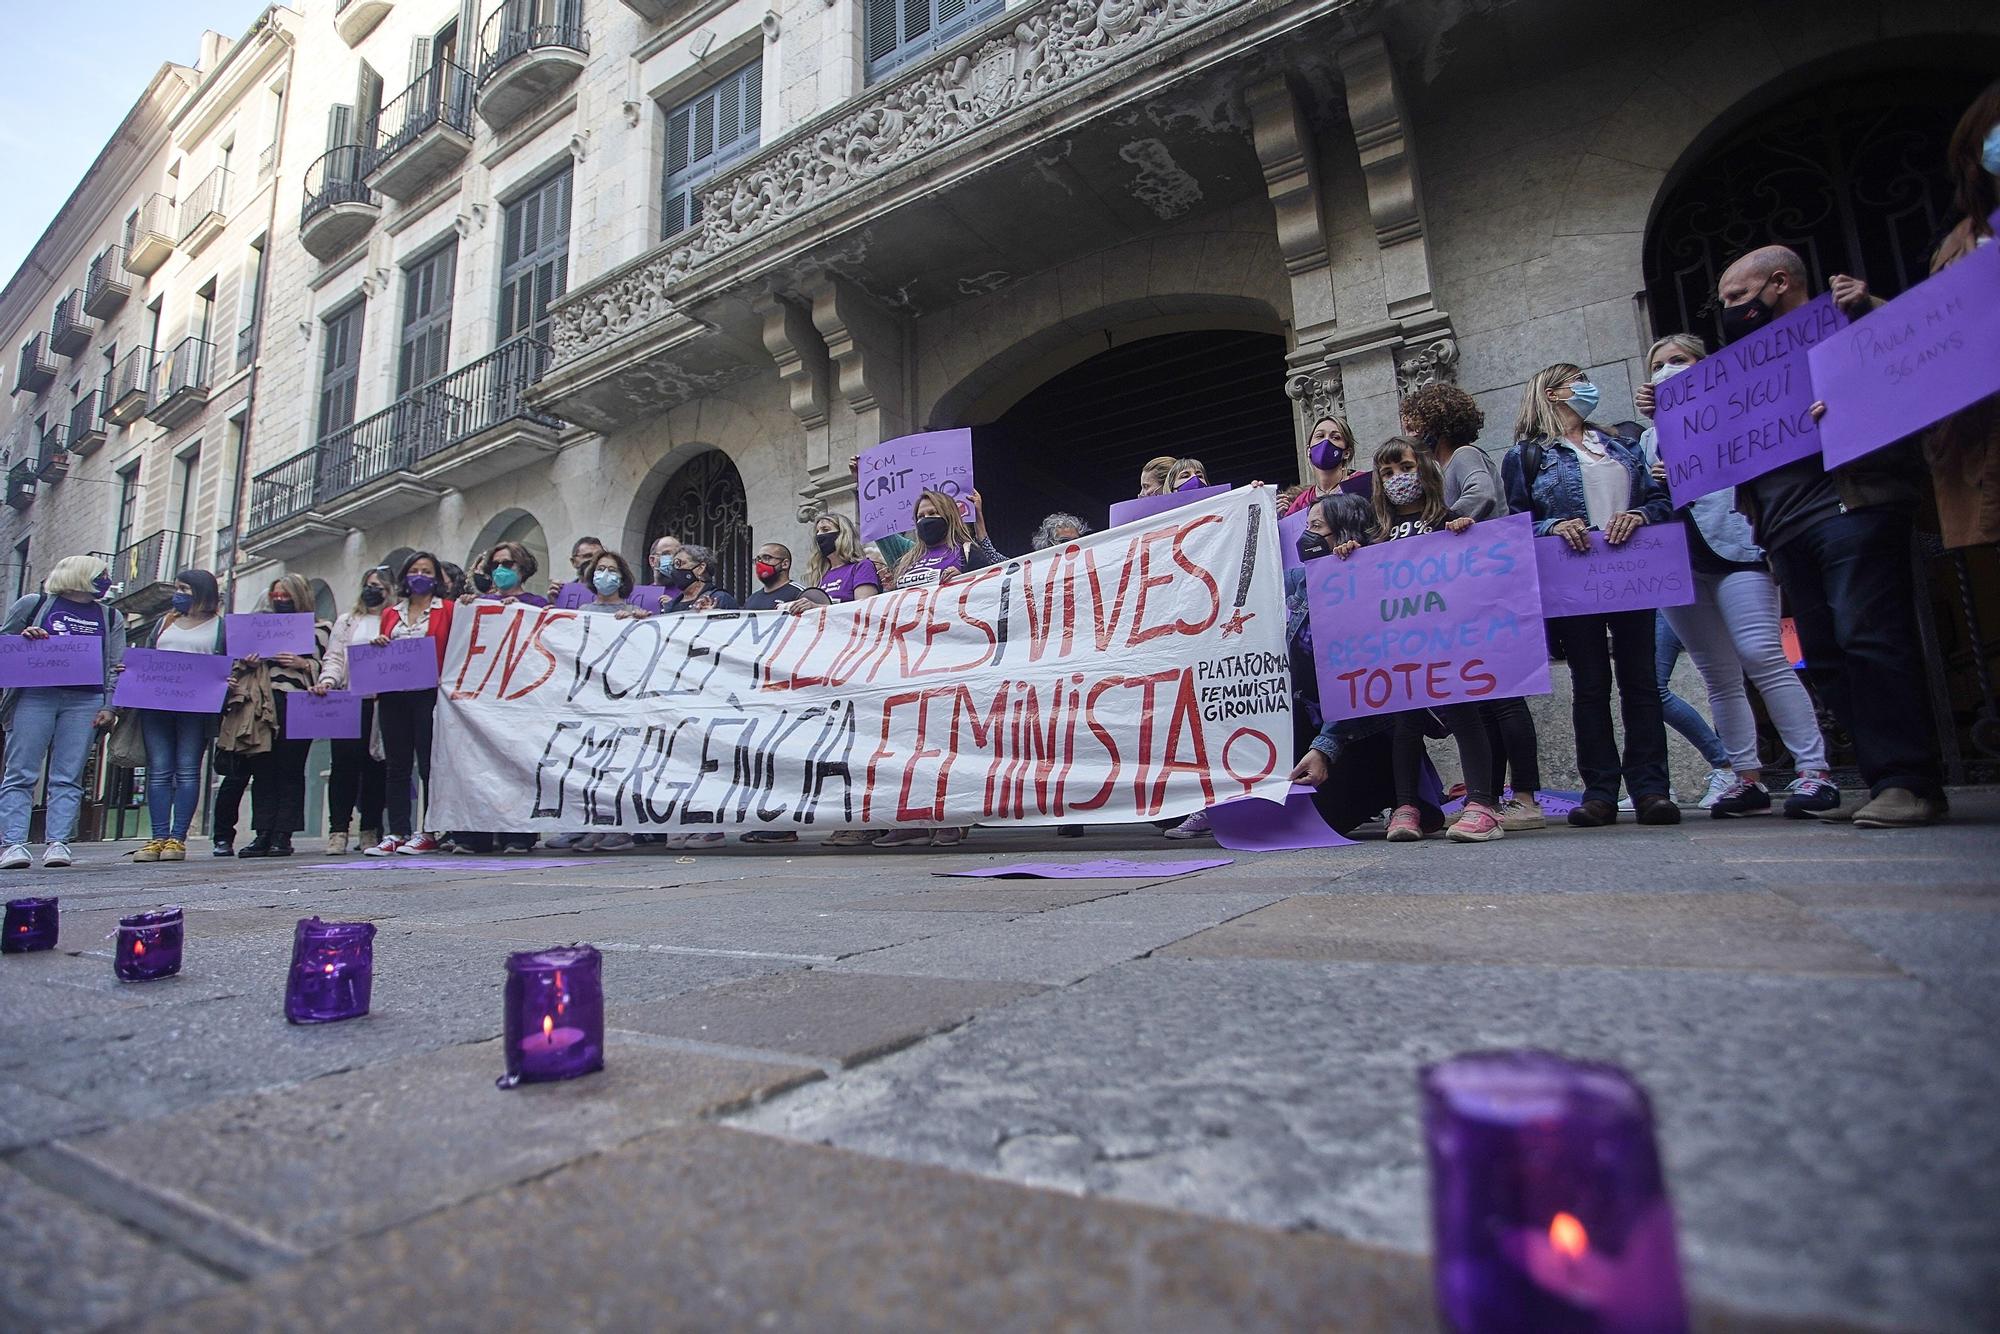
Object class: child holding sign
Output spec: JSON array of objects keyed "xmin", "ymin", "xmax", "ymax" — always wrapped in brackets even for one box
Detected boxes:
[{"xmin": 1365, "ymin": 440, "xmax": 1504, "ymax": 844}]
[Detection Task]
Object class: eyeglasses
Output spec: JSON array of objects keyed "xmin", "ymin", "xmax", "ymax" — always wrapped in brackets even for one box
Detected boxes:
[{"xmin": 491, "ymin": 559, "xmax": 516, "ymax": 569}]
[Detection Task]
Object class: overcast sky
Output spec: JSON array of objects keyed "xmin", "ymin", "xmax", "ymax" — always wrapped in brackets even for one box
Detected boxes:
[{"xmin": 1, "ymin": 0, "xmax": 273, "ymax": 285}]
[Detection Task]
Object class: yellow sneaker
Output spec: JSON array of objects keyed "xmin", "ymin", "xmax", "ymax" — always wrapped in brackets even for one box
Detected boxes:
[
  {"xmin": 161, "ymin": 839, "xmax": 187, "ymax": 862},
  {"xmin": 132, "ymin": 839, "xmax": 169, "ymax": 862}
]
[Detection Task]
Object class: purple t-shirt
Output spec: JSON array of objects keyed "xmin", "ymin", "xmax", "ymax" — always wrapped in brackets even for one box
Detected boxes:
[
  {"xmin": 42, "ymin": 598, "xmax": 105, "ymax": 638},
  {"xmin": 818, "ymin": 560, "xmax": 881, "ymax": 604},
  {"xmin": 895, "ymin": 545, "xmax": 964, "ymax": 589}
]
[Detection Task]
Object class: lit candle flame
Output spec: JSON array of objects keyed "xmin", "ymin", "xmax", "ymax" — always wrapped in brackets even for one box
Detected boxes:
[
  {"xmin": 133, "ymin": 939, "xmax": 145, "ymax": 956},
  {"xmin": 324, "ymin": 962, "xmax": 336, "ymax": 975},
  {"xmin": 1549, "ymin": 1212, "xmax": 1588, "ymax": 1261},
  {"xmin": 543, "ymin": 1014, "xmax": 553, "ymax": 1041}
]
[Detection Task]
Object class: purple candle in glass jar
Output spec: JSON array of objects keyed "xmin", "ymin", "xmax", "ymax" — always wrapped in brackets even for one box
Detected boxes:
[
  {"xmin": 114, "ymin": 906, "xmax": 184, "ymax": 981},
  {"xmin": 1421, "ymin": 1049, "xmax": 1688, "ymax": 1334},
  {"xmin": 3, "ymin": 896, "xmax": 58, "ymax": 952},
  {"xmin": 497, "ymin": 945, "xmax": 603, "ymax": 1089},
  {"xmin": 285, "ymin": 918, "xmax": 376, "ymax": 1023}
]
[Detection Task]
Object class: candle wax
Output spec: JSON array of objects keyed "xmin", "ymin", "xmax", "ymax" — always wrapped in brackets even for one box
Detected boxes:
[{"xmin": 519, "ymin": 1026, "xmax": 586, "ymax": 1056}]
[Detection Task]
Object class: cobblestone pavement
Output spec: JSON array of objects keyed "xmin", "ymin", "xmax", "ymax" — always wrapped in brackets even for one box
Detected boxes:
[{"xmin": 3, "ymin": 796, "xmax": 1996, "ymax": 1331}]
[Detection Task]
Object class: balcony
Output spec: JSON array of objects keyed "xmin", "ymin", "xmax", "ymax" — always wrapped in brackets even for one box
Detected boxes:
[
  {"xmin": 619, "ymin": 0, "xmax": 676, "ymax": 21},
  {"xmin": 476, "ymin": 2, "xmax": 588, "ymax": 130},
  {"xmin": 105, "ymin": 529, "xmax": 199, "ymax": 610},
  {"xmin": 103, "ymin": 347, "xmax": 153, "ymax": 425},
  {"xmin": 50, "ymin": 290, "xmax": 94, "ymax": 357},
  {"xmin": 34, "ymin": 426, "xmax": 69, "ymax": 481},
  {"xmin": 300, "ymin": 147, "xmax": 379, "ymax": 261},
  {"xmin": 6, "ymin": 460, "xmax": 35, "ymax": 511},
  {"xmin": 68, "ymin": 391, "xmax": 106, "ymax": 455},
  {"xmin": 123, "ymin": 195, "xmax": 176, "ymax": 276},
  {"xmin": 365, "ymin": 60, "xmax": 475, "ymax": 201},
  {"xmin": 312, "ymin": 402, "xmax": 443, "ymax": 530},
  {"xmin": 408, "ymin": 337, "xmax": 562, "ymax": 487},
  {"xmin": 144, "ymin": 336, "xmax": 213, "ymax": 430},
  {"xmin": 334, "ymin": 0, "xmax": 393, "ymax": 46},
  {"xmin": 14, "ymin": 334, "xmax": 56, "ymax": 397},
  {"xmin": 243, "ymin": 447, "xmax": 346, "ymax": 560},
  {"xmin": 84, "ymin": 246, "xmax": 131, "ymax": 318},
  {"xmin": 177, "ymin": 167, "xmax": 230, "ymax": 256}
]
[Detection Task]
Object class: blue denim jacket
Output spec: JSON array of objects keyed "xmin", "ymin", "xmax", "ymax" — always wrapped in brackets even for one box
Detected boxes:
[
  {"xmin": 1501, "ymin": 429, "xmax": 1674, "ymax": 534},
  {"xmin": 1636, "ymin": 427, "xmax": 1764, "ymax": 563}
]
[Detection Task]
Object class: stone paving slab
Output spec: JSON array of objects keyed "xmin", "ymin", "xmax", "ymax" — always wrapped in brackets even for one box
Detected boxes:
[
  {"xmin": 833, "ymin": 884, "xmax": 1131, "ymax": 913},
  {"xmin": 0, "ymin": 1162, "xmax": 222, "ymax": 1332},
  {"xmin": 611, "ymin": 970, "xmax": 1044, "ymax": 1067},
  {"xmin": 58, "ymin": 1041, "xmax": 818, "ymax": 1260},
  {"xmin": 450, "ymin": 901, "xmax": 1011, "ymax": 960},
  {"xmin": 0, "ymin": 1080, "xmax": 109, "ymax": 1153},
  {"xmin": 161, "ymin": 1122, "xmax": 1441, "ymax": 1334}
]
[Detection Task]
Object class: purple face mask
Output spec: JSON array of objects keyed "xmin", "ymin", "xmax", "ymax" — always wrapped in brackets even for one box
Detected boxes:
[
  {"xmin": 1309, "ymin": 440, "xmax": 1346, "ymax": 472},
  {"xmin": 1174, "ymin": 474, "xmax": 1205, "ymax": 493},
  {"xmin": 405, "ymin": 574, "xmax": 436, "ymax": 598}
]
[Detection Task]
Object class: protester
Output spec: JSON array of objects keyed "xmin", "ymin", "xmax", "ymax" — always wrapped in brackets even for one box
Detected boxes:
[
  {"xmin": 647, "ymin": 534, "xmax": 682, "ymax": 588},
  {"xmin": 312, "ymin": 568, "xmax": 390, "ymax": 854},
  {"xmin": 125, "ymin": 569, "xmax": 229, "ymax": 862},
  {"xmin": 1715, "ymin": 247, "xmax": 1944, "ymax": 826},
  {"xmin": 366, "ymin": 551, "xmax": 452, "ymax": 856},
  {"xmin": 1924, "ymin": 82, "xmax": 2000, "ymax": 551},
  {"xmin": 0, "ymin": 556, "xmax": 125, "ymax": 870},
  {"xmin": 1137, "ymin": 455, "xmax": 1178, "ymax": 497},
  {"xmin": 1647, "ymin": 614, "xmax": 1734, "ymax": 810},
  {"xmin": 799, "ymin": 512, "xmax": 881, "ymax": 612},
  {"xmin": 1168, "ymin": 458, "xmax": 1209, "ymax": 492},
  {"xmin": 744, "ymin": 542, "xmax": 805, "ymax": 610},
  {"xmin": 548, "ymin": 535, "xmax": 605, "ymax": 601},
  {"xmin": 886, "ymin": 488, "xmax": 1000, "ymax": 593},
  {"xmin": 228, "ymin": 575, "xmax": 331, "ymax": 858},
  {"xmin": 1634, "ymin": 332, "xmax": 1837, "ymax": 817},
  {"xmin": 661, "ymin": 543, "xmax": 738, "ymax": 613},
  {"xmin": 1281, "ymin": 416, "xmax": 1357, "ymax": 516},
  {"xmin": 1031, "ymin": 513, "xmax": 1090, "ymax": 549},
  {"xmin": 439, "ymin": 561, "xmax": 467, "ymax": 601},
  {"xmin": 466, "ymin": 541, "xmax": 547, "ymax": 609},
  {"xmin": 1503, "ymin": 364, "xmax": 1677, "ymax": 826}
]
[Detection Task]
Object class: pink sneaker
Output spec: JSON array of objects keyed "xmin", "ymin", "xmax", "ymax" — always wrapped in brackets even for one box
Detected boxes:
[
  {"xmin": 1448, "ymin": 802, "xmax": 1505, "ymax": 843},
  {"xmin": 1385, "ymin": 805, "xmax": 1425, "ymax": 842}
]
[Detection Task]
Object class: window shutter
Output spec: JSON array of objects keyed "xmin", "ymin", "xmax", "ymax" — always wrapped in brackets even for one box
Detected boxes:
[
  {"xmin": 742, "ymin": 60, "xmax": 762, "ymax": 137},
  {"xmin": 327, "ymin": 104, "xmax": 354, "ymax": 150},
  {"xmin": 904, "ymin": 0, "xmax": 932, "ymax": 43},
  {"xmin": 865, "ymin": 0, "xmax": 899, "ymax": 68},
  {"xmin": 660, "ymin": 61, "xmax": 762, "ymax": 241},
  {"xmin": 408, "ymin": 36, "xmax": 432, "ymax": 87}
]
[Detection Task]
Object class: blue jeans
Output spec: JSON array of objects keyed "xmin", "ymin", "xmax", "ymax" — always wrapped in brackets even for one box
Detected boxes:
[
  {"xmin": 0, "ymin": 687, "xmax": 101, "ymax": 845},
  {"xmin": 1654, "ymin": 612, "xmax": 1729, "ymax": 769},
  {"xmin": 140, "ymin": 709, "xmax": 213, "ymax": 841}
]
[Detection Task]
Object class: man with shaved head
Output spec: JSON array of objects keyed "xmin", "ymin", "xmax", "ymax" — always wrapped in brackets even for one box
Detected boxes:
[{"xmin": 1714, "ymin": 247, "xmax": 1944, "ymax": 827}]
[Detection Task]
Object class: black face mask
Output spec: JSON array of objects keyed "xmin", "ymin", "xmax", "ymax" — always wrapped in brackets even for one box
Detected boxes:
[
  {"xmin": 269, "ymin": 598, "xmax": 295, "ymax": 614},
  {"xmin": 664, "ymin": 566, "xmax": 696, "ymax": 590},
  {"xmin": 1296, "ymin": 531, "xmax": 1331, "ymax": 562},
  {"xmin": 472, "ymin": 571, "xmax": 494, "ymax": 593},
  {"xmin": 915, "ymin": 516, "xmax": 950, "ymax": 547},
  {"xmin": 360, "ymin": 586, "xmax": 386, "ymax": 608},
  {"xmin": 1719, "ymin": 293, "xmax": 1773, "ymax": 345},
  {"xmin": 815, "ymin": 532, "xmax": 840, "ymax": 558}
]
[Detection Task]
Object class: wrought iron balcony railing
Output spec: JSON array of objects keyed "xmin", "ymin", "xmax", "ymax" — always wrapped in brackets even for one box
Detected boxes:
[
  {"xmin": 368, "ymin": 59, "xmax": 475, "ymax": 168},
  {"xmin": 106, "ymin": 529, "xmax": 199, "ymax": 592},
  {"xmin": 104, "ymin": 345, "xmax": 153, "ymax": 424},
  {"xmin": 34, "ymin": 425, "xmax": 69, "ymax": 478},
  {"xmin": 145, "ymin": 336, "xmax": 214, "ymax": 426},
  {"xmin": 14, "ymin": 333, "xmax": 56, "ymax": 396},
  {"xmin": 84, "ymin": 245, "xmax": 131, "ymax": 317},
  {"xmin": 408, "ymin": 336, "xmax": 558, "ymax": 463},
  {"xmin": 50, "ymin": 290, "xmax": 93, "ymax": 357},
  {"xmin": 123, "ymin": 194, "xmax": 175, "ymax": 257},
  {"xmin": 177, "ymin": 167, "xmax": 230, "ymax": 244},
  {"xmin": 249, "ymin": 445, "xmax": 320, "ymax": 532},
  {"xmin": 477, "ymin": 1, "xmax": 588, "ymax": 86},
  {"xmin": 302, "ymin": 145, "xmax": 376, "ymax": 227},
  {"xmin": 68, "ymin": 390, "xmax": 105, "ymax": 451}
]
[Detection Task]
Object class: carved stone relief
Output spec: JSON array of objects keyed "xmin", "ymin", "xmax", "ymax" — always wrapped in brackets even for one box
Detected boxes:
[{"xmin": 1394, "ymin": 336, "xmax": 1459, "ymax": 396}]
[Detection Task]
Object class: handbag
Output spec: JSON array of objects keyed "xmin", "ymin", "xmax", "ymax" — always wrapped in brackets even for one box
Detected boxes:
[{"xmin": 107, "ymin": 708, "xmax": 146, "ymax": 769}]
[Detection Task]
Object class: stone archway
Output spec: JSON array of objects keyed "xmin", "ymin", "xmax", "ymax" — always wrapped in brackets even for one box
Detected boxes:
[
  {"xmin": 644, "ymin": 449, "xmax": 753, "ymax": 600},
  {"xmin": 465, "ymin": 507, "xmax": 551, "ymax": 586}
]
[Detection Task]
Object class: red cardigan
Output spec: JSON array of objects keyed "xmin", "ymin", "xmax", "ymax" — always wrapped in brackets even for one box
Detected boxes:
[{"xmin": 380, "ymin": 599, "xmax": 454, "ymax": 669}]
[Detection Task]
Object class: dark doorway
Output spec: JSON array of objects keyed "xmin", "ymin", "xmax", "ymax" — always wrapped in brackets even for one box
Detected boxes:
[
  {"xmin": 971, "ymin": 329, "xmax": 1296, "ymax": 557},
  {"xmin": 647, "ymin": 449, "xmax": 752, "ymax": 600}
]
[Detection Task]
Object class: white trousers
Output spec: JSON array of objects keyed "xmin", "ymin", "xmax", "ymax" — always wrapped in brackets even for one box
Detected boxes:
[{"xmin": 1662, "ymin": 568, "xmax": 1828, "ymax": 773}]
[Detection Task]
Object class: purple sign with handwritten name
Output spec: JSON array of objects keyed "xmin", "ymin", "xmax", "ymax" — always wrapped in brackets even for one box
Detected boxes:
[
  {"xmin": 0, "ymin": 633, "xmax": 100, "ymax": 687},
  {"xmin": 937, "ymin": 857, "xmax": 1232, "ymax": 880},
  {"xmin": 630, "ymin": 585, "xmax": 667, "ymax": 613},
  {"xmin": 1307, "ymin": 512, "xmax": 1550, "ymax": 722},
  {"xmin": 1533, "ymin": 523, "xmax": 1695, "ymax": 619},
  {"xmin": 1107, "ymin": 483, "xmax": 1232, "ymax": 530},
  {"xmin": 284, "ymin": 689, "xmax": 362, "ymax": 740},
  {"xmin": 560, "ymin": 583, "xmax": 667, "ymax": 612},
  {"xmin": 347, "ymin": 637, "xmax": 440, "ymax": 695},
  {"xmin": 1206, "ymin": 784, "xmax": 1357, "ymax": 851},
  {"xmin": 553, "ymin": 582, "xmax": 592, "ymax": 610},
  {"xmin": 858, "ymin": 429, "xmax": 976, "ymax": 541},
  {"xmin": 1810, "ymin": 238, "xmax": 2000, "ymax": 468},
  {"xmin": 112, "ymin": 648, "xmax": 231, "ymax": 713},
  {"xmin": 225, "ymin": 612, "xmax": 315, "ymax": 658},
  {"xmin": 1652, "ymin": 292, "xmax": 1849, "ymax": 505}
]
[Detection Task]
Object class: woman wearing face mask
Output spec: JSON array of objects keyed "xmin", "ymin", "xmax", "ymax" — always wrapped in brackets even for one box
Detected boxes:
[
  {"xmin": 1634, "ymin": 333, "xmax": 1839, "ymax": 818},
  {"xmin": 464, "ymin": 542, "xmax": 547, "ymax": 610},
  {"xmin": 1504, "ymin": 364, "xmax": 1676, "ymax": 827},
  {"xmin": 0, "ymin": 556, "xmax": 126, "ymax": 871},
  {"xmin": 1923, "ymin": 82, "xmax": 2000, "ymax": 552},
  {"xmin": 310, "ymin": 568, "xmax": 391, "ymax": 854},
  {"xmin": 1168, "ymin": 458, "xmax": 1209, "ymax": 493},
  {"xmin": 661, "ymin": 543, "xmax": 739, "ymax": 613},
  {"xmin": 886, "ymin": 488, "xmax": 1001, "ymax": 594},
  {"xmin": 796, "ymin": 512, "xmax": 882, "ymax": 616},
  {"xmin": 1282, "ymin": 417, "xmax": 1357, "ymax": 517},
  {"xmin": 364, "ymin": 552, "xmax": 453, "ymax": 856},
  {"xmin": 225, "ymin": 575, "xmax": 331, "ymax": 859},
  {"xmin": 126, "ymin": 569, "xmax": 228, "ymax": 862}
]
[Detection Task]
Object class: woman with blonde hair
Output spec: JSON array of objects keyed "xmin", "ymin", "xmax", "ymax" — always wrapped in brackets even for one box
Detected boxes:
[
  {"xmin": 1167, "ymin": 457, "xmax": 1209, "ymax": 492},
  {"xmin": 887, "ymin": 487, "xmax": 999, "ymax": 591},
  {"xmin": 1282, "ymin": 416, "xmax": 1358, "ymax": 516},
  {"xmin": 229, "ymin": 574, "xmax": 332, "ymax": 858},
  {"xmin": 802, "ymin": 510, "xmax": 882, "ymax": 606},
  {"xmin": 0, "ymin": 555, "xmax": 126, "ymax": 869},
  {"xmin": 1137, "ymin": 455, "xmax": 1179, "ymax": 497}
]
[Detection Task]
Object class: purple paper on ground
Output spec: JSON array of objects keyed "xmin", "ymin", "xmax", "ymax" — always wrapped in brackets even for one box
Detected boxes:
[
  {"xmin": 1206, "ymin": 784, "xmax": 1357, "ymax": 851},
  {"xmin": 1308, "ymin": 513, "xmax": 1550, "ymax": 721},
  {"xmin": 285, "ymin": 690, "xmax": 362, "ymax": 739},
  {"xmin": 858, "ymin": 428, "xmax": 976, "ymax": 541},
  {"xmin": 1534, "ymin": 524, "xmax": 1695, "ymax": 619},
  {"xmin": 1652, "ymin": 292, "xmax": 1848, "ymax": 505},
  {"xmin": 1811, "ymin": 239, "xmax": 2000, "ymax": 468},
  {"xmin": 112, "ymin": 648, "xmax": 232, "ymax": 712},
  {"xmin": 937, "ymin": 857, "xmax": 1233, "ymax": 880},
  {"xmin": 0, "ymin": 633, "xmax": 100, "ymax": 687},
  {"xmin": 225, "ymin": 612, "xmax": 315, "ymax": 658},
  {"xmin": 1106, "ymin": 483, "xmax": 1232, "ymax": 530},
  {"xmin": 347, "ymin": 637, "xmax": 440, "ymax": 695},
  {"xmin": 553, "ymin": 582, "xmax": 592, "ymax": 610}
]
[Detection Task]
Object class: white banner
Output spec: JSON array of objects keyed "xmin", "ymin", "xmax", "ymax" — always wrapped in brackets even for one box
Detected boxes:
[{"xmin": 428, "ymin": 488, "xmax": 1293, "ymax": 833}]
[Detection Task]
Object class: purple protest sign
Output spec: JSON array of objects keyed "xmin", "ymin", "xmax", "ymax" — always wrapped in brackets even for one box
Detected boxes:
[
  {"xmin": 1533, "ymin": 524, "xmax": 1695, "ymax": 620},
  {"xmin": 1279, "ymin": 506, "xmax": 1311, "ymax": 572},
  {"xmin": 553, "ymin": 582, "xmax": 592, "ymax": 611},
  {"xmin": 347, "ymin": 637, "xmax": 440, "ymax": 695},
  {"xmin": 937, "ymin": 857, "xmax": 1232, "ymax": 880},
  {"xmin": 858, "ymin": 429, "xmax": 976, "ymax": 541},
  {"xmin": 1206, "ymin": 784, "xmax": 1357, "ymax": 851},
  {"xmin": 1652, "ymin": 292, "xmax": 1848, "ymax": 505},
  {"xmin": 284, "ymin": 689, "xmax": 362, "ymax": 740},
  {"xmin": 630, "ymin": 585, "xmax": 667, "ymax": 613},
  {"xmin": 1107, "ymin": 483, "xmax": 1232, "ymax": 530},
  {"xmin": 112, "ymin": 648, "xmax": 231, "ymax": 713},
  {"xmin": 0, "ymin": 634, "xmax": 100, "ymax": 688},
  {"xmin": 1307, "ymin": 512, "xmax": 1551, "ymax": 722},
  {"xmin": 225, "ymin": 612, "xmax": 316, "ymax": 658},
  {"xmin": 1810, "ymin": 241, "xmax": 2000, "ymax": 468}
]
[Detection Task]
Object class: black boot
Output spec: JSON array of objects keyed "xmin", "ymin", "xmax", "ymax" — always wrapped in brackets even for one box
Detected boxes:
[
  {"xmin": 269, "ymin": 834, "xmax": 295, "ymax": 857},
  {"xmin": 236, "ymin": 833, "xmax": 277, "ymax": 859}
]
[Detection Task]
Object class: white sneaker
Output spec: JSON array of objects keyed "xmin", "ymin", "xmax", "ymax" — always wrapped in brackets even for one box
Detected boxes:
[
  {"xmin": 572, "ymin": 834, "xmax": 604, "ymax": 853},
  {"xmin": 0, "ymin": 844, "xmax": 30, "ymax": 870},
  {"xmin": 1696, "ymin": 768, "xmax": 1736, "ymax": 810},
  {"xmin": 324, "ymin": 831, "xmax": 349, "ymax": 855},
  {"xmin": 1164, "ymin": 810, "xmax": 1212, "ymax": 839},
  {"xmin": 546, "ymin": 833, "xmax": 582, "ymax": 850},
  {"xmin": 41, "ymin": 842, "xmax": 73, "ymax": 868},
  {"xmin": 595, "ymin": 834, "xmax": 634, "ymax": 852}
]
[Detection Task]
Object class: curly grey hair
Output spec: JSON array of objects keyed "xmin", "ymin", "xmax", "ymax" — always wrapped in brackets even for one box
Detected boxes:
[{"xmin": 1031, "ymin": 513, "xmax": 1091, "ymax": 550}]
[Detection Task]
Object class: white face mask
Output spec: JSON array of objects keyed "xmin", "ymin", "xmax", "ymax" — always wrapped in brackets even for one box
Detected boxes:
[{"xmin": 1650, "ymin": 361, "xmax": 1693, "ymax": 385}]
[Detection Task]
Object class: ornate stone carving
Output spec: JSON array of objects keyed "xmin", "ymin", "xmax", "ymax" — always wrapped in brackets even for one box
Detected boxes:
[
  {"xmin": 1394, "ymin": 337, "xmax": 1459, "ymax": 396},
  {"xmin": 1285, "ymin": 367, "xmax": 1344, "ymax": 423},
  {"xmin": 549, "ymin": 0, "xmax": 1238, "ymax": 365}
]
